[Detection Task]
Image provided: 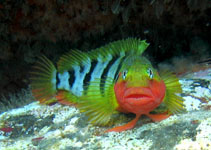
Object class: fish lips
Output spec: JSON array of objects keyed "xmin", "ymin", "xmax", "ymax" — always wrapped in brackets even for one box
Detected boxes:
[{"xmin": 123, "ymin": 87, "xmax": 154, "ymax": 102}]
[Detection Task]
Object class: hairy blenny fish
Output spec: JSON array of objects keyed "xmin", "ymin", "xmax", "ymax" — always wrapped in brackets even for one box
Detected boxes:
[{"xmin": 30, "ymin": 38, "xmax": 184, "ymax": 132}]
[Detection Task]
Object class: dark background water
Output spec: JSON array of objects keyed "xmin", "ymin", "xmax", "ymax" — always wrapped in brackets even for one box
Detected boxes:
[{"xmin": 0, "ymin": 0, "xmax": 210, "ymax": 100}]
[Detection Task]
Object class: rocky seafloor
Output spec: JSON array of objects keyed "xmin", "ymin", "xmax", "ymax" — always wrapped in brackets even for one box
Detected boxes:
[{"xmin": 0, "ymin": 68, "xmax": 210, "ymax": 150}]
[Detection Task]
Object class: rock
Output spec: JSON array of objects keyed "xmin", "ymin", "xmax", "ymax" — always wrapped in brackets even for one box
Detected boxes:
[{"xmin": 0, "ymin": 68, "xmax": 210, "ymax": 150}]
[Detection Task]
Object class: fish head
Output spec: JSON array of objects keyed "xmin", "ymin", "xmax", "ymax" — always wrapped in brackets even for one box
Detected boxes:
[{"xmin": 114, "ymin": 56, "xmax": 166, "ymax": 114}]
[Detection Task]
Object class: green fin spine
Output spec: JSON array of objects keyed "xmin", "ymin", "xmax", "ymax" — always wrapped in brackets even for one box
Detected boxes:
[
  {"xmin": 160, "ymin": 71, "xmax": 185, "ymax": 114},
  {"xmin": 30, "ymin": 56, "xmax": 57, "ymax": 104},
  {"xmin": 89, "ymin": 38, "xmax": 149, "ymax": 62},
  {"xmin": 57, "ymin": 50, "xmax": 90, "ymax": 73},
  {"xmin": 78, "ymin": 78, "xmax": 119, "ymax": 126},
  {"xmin": 57, "ymin": 38, "xmax": 149, "ymax": 73}
]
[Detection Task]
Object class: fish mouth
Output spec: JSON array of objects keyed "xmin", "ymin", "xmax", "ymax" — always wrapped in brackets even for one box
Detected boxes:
[
  {"xmin": 124, "ymin": 87, "xmax": 153, "ymax": 101},
  {"xmin": 125, "ymin": 94, "xmax": 152, "ymax": 99}
]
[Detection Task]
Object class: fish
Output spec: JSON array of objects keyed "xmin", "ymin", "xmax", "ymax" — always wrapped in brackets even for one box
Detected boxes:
[{"xmin": 30, "ymin": 38, "xmax": 184, "ymax": 132}]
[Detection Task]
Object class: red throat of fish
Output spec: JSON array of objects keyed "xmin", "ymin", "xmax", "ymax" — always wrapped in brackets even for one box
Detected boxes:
[{"xmin": 114, "ymin": 80, "xmax": 166, "ymax": 115}]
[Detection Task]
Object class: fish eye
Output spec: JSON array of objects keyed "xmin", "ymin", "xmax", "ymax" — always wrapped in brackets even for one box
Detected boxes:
[
  {"xmin": 147, "ymin": 68, "xmax": 153, "ymax": 79},
  {"xmin": 122, "ymin": 70, "xmax": 127, "ymax": 80}
]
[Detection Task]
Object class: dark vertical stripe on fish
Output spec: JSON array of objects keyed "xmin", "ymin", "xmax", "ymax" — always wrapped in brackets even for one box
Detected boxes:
[
  {"xmin": 113, "ymin": 56, "xmax": 125, "ymax": 82},
  {"xmin": 80, "ymin": 65, "xmax": 85, "ymax": 73},
  {"xmin": 68, "ymin": 70, "xmax": 75, "ymax": 89},
  {"xmin": 83, "ymin": 60, "xmax": 98, "ymax": 94},
  {"xmin": 100, "ymin": 56, "xmax": 119, "ymax": 95},
  {"xmin": 56, "ymin": 72, "xmax": 60, "ymax": 89}
]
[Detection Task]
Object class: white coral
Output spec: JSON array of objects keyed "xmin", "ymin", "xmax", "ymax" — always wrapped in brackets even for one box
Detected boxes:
[{"xmin": 183, "ymin": 96, "xmax": 201, "ymax": 111}]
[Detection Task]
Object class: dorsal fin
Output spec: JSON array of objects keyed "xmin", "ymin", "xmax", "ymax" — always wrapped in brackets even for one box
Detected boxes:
[
  {"xmin": 57, "ymin": 50, "xmax": 90, "ymax": 73},
  {"xmin": 89, "ymin": 38, "xmax": 149, "ymax": 62},
  {"xmin": 57, "ymin": 38, "xmax": 149, "ymax": 73}
]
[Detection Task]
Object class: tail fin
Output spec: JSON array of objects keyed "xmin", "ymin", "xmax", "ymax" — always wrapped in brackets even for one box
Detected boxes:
[{"xmin": 30, "ymin": 56, "xmax": 58, "ymax": 104}]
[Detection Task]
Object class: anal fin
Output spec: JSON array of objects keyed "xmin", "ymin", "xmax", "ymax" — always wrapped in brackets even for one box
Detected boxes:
[{"xmin": 56, "ymin": 90, "xmax": 79, "ymax": 106}]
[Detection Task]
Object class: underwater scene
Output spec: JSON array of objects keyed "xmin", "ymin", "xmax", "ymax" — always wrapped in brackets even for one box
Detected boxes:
[{"xmin": 0, "ymin": 0, "xmax": 210, "ymax": 150}]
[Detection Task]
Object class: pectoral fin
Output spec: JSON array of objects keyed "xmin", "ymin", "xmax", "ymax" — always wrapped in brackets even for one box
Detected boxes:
[
  {"xmin": 160, "ymin": 71, "xmax": 185, "ymax": 113},
  {"xmin": 78, "ymin": 78, "xmax": 119, "ymax": 126}
]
